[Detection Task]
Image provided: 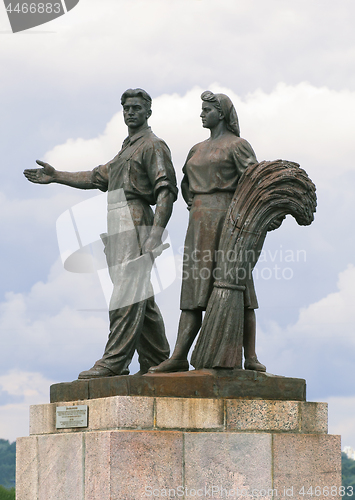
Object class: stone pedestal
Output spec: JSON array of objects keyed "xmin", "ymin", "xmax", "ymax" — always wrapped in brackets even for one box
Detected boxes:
[{"xmin": 17, "ymin": 380, "xmax": 341, "ymax": 500}]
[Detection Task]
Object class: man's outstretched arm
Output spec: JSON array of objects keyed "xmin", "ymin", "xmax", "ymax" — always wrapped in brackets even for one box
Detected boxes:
[{"xmin": 23, "ymin": 160, "xmax": 96, "ymax": 189}]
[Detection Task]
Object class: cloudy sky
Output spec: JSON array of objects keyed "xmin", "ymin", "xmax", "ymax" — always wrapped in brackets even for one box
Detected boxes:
[{"xmin": 0, "ymin": 0, "xmax": 355, "ymax": 447}]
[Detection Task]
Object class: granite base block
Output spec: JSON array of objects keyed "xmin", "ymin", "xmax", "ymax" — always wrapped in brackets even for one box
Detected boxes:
[
  {"xmin": 17, "ymin": 397, "xmax": 341, "ymax": 500},
  {"xmin": 273, "ymin": 434, "xmax": 342, "ymax": 500},
  {"xmin": 29, "ymin": 396, "xmax": 328, "ymax": 435}
]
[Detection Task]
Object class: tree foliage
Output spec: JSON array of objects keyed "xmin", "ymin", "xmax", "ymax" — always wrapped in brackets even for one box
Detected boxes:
[
  {"xmin": 0, "ymin": 485, "xmax": 15, "ymax": 500},
  {"xmin": 0, "ymin": 440, "xmax": 15, "ymax": 490},
  {"xmin": 342, "ymin": 453, "xmax": 355, "ymax": 499}
]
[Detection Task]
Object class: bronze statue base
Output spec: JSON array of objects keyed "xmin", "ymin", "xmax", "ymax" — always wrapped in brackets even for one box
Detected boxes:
[{"xmin": 50, "ymin": 368, "xmax": 306, "ymax": 403}]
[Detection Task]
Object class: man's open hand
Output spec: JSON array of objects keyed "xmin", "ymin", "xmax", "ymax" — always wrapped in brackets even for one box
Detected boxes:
[{"xmin": 23, "ymin": 160, "xmax": 56, "ymax": 184}]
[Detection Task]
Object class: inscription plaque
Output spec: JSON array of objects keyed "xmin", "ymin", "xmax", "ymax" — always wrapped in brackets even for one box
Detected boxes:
[{"xmin": 56, "ymin": 405, "xmax": 88, "ymax": 429}]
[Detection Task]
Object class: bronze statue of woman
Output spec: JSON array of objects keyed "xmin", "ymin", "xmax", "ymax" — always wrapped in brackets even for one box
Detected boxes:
[{"xmin": 150, "ymin": 90, "xmax": 266, "ymax": 373}]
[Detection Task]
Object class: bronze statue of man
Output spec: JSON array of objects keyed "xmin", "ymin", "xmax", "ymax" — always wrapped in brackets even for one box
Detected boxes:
[{"xmin": 24, "ymin": 88, "xmax": 178, "ymax": 378}]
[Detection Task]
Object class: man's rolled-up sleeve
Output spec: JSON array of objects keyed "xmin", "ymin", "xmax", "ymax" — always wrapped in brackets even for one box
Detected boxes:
[
  {"xmin": 143, "ymin": 141, "xmax": 178, "ymax": 202},
  {"xmin": 91, "ymin": 163, "xmax": 109, "ymax": 192}
]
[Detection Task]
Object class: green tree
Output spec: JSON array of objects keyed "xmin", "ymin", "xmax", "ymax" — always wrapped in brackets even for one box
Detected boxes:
[
  {"xmin": 0, "ymin": 485, "xmax": 15, "ymax": 500},
  {"xmin": 0, "ymin": 440, "xmax": 15, "ymax": 490},
  {"xmin": 342, "ymin": 452, "xmax": 355, "ymax": 499}
]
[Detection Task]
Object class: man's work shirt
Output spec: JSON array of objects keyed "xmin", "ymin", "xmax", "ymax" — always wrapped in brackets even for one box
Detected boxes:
[{"xmin": 91, "ymin": 126, "xmax": 178, "ymax": 204}]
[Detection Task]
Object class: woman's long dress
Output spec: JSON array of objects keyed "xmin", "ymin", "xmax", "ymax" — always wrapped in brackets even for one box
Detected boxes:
[{"xmin": 180, "ymin": 132, "xmax": 259, "ymax": 311}]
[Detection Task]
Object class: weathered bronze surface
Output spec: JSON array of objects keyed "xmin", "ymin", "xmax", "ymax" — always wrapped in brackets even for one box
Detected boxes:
[
  {"xmin": 150, "ymin": 91, "xmax": 316, "ymax": 375},
  {"xmin": 25, "ymin": 88, "xmax": 317, "ymax": 389},
  {"xmin": 149, "ymin": 91, "xmax": 265, "ymax": 374},
  {"xmin": 24, "ymin": 89, "xmax": 178, "ymax": 378},
  {"xmin": 50, "ymin": 370, "xmax": 306, "ymax": 403},
  {"xmin": 191, "ymin": 159, "xmax": 317, "ymax": 370}
]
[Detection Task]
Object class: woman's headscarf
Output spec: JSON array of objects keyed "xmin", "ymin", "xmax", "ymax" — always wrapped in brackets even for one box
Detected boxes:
[{"xmin": 201, "ymin": 91, "xmax": 240, "ymax": 137}]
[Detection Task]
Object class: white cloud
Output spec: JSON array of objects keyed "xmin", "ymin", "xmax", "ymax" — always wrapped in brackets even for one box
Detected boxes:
[
  {"xmin": 239, "ymin": 83, "xmax": 355, "ymax": 183},
  {"xmin": 0, "ymin": 258, "xmax": 110, "ymax": 380},
  {"xmin": 42, "ymin": 83, "xmax": 355, "ymax": 186},
  {"xmin": 0, "ymin": 370, "xmax": 56, "ymax": 442},
  {"xmin": 294, "ymin": 264, "xmax": 355, "ymax": 338},
  {"xmin": 43, "ymin": 113, "xmax": 128, "ymax": 172},
  {"xmin": 0, "ymin": 187, "xmax": 104, "ymax": 296},
  {"xmin": 327, "ymin": 395, "xmax": 355, "ymax": 450},
  {"xmin": 0, "ymin": 190, "xmax": 93, "ymax": 243},
  {"xmin": 257, "ymin": 265, "xmax": 355, "ymax": 397},
  {"xmin": 2, "ymin": 1, "xmax": 355, "ymax": 96}
]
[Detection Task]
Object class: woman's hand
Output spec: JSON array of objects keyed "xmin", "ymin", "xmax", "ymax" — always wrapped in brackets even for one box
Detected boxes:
[{"xmin": 268, "ymin": 215, "xmax": 286, "ymax": 231}]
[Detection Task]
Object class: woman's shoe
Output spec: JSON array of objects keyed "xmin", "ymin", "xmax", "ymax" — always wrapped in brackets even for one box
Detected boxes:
[{"xmin": 244, "ymin": 356, "xmax": 266, "ymax": 372}]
